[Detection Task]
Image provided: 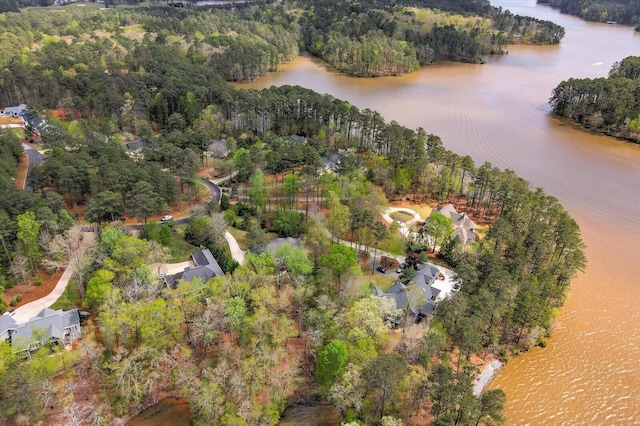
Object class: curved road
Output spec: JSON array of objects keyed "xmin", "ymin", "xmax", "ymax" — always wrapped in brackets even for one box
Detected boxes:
[{"xmin": 13, "ymin": 172, "xmax": 244, "ymax": 321}]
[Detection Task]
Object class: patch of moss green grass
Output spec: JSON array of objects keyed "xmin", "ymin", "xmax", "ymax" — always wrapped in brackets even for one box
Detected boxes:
[
  {"xmin": 167, "ymin": 226, "xmax": 198, "ymax": 263},
  {"xmin": 49, "ymin": 279, "xmax": 81, "ymax": 311}
]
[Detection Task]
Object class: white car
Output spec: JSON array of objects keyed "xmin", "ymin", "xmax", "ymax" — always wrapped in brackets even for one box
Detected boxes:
[{"xmin": 161, "ymin": 215, "xmax": 173, "ymax": 222}]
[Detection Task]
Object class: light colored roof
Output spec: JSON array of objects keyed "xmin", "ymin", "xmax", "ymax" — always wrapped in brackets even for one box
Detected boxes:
[
  {"xmin": 11, "ymin": 308, "xmax": 80, "ymax": 351},
  {"xmin": 433, "ymin": 203, "xmax": 477, "ymax": 244},
  {"xmin": 0, "ymin": 314, "xmax": 17, "ymax": 341},
  {"xmin": 206, "ymin": 139, "xmax": 229, "ymax": 158},
  {"xmin": 266, "ymin": 238, "xmax": 303, "ymax": 255}
]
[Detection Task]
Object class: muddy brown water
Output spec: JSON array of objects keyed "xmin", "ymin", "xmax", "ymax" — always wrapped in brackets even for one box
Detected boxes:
[{"xmin": 233, "ymin": 1, "xmax": 640, "ymax": 424}]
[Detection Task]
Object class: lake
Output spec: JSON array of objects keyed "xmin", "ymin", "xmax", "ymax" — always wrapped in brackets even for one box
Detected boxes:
[{"xmin": 235, "ymin": 1, "xmax": 640, "ymax": 424}]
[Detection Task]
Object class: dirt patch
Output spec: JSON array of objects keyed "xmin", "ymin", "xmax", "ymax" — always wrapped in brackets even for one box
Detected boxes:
[
  {"xmin": 3, "ymin": 268, "xmax": 64, "ymax": 307},
  {"xmin": 14, "ymin": 150, "xmax": 29, "ymax": 189}
]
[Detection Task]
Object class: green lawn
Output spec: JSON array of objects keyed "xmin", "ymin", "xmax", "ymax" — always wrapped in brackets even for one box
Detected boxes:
[
  {"xmin": 389, "ymin": 211, "xmax": 415, "ymax": 223},
  {"xmin": 49, "ymin": 279, "xmax": 81, "ymax": 311},
  {"xmin": 227, "ymin": 226, "xmax": 279, "ymax": 251},
  {"xmin": 365, "ymin": 273, "xmax": 396, "ymax": 291},
  {"xmin": 167, "ymin": 226, "xmax": 198, "ymax": 263},
  {"xmin": 408, "ymin": 205, "xmax": 433, "ymax": 219}
]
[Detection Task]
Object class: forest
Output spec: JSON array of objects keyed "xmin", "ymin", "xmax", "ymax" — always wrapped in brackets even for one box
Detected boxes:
[
  {"xmin": 0, "ymin": 2, "xmax": 586, "ymax": 425},
  {"xmin": 549, "ymin": 56, "xmax": 640, "ymax": 142},
  {"xmin": 539, "ymin": 0, "xmax": 640, "ymax": 27},
  {"xmin": 298, "ymin": 0, "xmax": 564, "ymax": 76},
  {"xmin": 0, "ymin": 0, "xmax": 565, "ymax": 82}
]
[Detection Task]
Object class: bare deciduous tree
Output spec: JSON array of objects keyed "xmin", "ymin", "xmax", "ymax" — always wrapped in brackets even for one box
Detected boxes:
[{"xmin": 64, "ymin": 226, "xmax": 97, "ymax": 299}]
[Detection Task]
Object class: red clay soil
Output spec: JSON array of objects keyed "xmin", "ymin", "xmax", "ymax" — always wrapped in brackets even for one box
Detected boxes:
[
  {"xmin": 3, "ymin": 268, "xmax": 65, "ymax": 308},
  {"xmin": 14, "ymin": 150, "xmax": 29, "ymax": 189}
]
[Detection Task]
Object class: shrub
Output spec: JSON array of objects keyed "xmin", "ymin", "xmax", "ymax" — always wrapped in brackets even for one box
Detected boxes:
[
  {"xmin": 220, "ymin": 194, "xmax": 230, "ymax": 211},
  {"xmin": 33, "ymin": 276, "xmax": 43, "ymax": 286},
  {"xmin": 15, "ymin": 294, "xmax": 22, "ymax": 303},
  {"xmin": 9, "ymin": 298, "xmax": 17, "ymax": 307}
]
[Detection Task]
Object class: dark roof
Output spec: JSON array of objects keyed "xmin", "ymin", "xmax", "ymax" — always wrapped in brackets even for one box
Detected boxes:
[
  {"xmin": 375, "ymin": 263, "xmax": 445, "ymax": 317},
  {"xmin": 165, "ymin": 248, "xmax": 224, "ymax": 287},
  {"xmin": 412, "ymin": 264, "xmax": 442, "ymax": 288},
  {"xmin": 321, "ymin": 150, "xmax": 348, "ymax": 172}
]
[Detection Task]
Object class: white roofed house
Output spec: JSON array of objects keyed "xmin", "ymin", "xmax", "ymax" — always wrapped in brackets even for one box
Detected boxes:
[
  {"xmin": 205, "ymin": 138, "xmax": 230, "ymax": 159},
  {"xmin": 1, "ymin": 104, "xmax": 28, "ymax": 117},
  {"xmin": 431, "ymin": 203, "xmax": 477, "ymax": 245}
]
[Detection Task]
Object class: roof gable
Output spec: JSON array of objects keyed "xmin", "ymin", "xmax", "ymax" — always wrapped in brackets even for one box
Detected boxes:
[
  {"xmin": 10, "ymin": 308, "xmax": 81, "ymax": 351},
  {"xmin": 166, "ymin": 249, "xmax": 224, "ymax": 287}
]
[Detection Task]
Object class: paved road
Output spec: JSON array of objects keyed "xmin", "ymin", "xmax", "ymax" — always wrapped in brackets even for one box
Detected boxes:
[
  {"xmin": 200, "ymin": 177, "xmax": 221, "ymax": 203},
  {"xmin": 21, "ymin": 143, "xmax": 45, "ymax": 190}
]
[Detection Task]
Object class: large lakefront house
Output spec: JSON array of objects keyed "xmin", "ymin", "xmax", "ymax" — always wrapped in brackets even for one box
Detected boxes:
[
  {"xmin": 375, "ymin": 263, "xmax": 453, "ymax": 320},
  {"xmin": 0, "ymin": 308, "xmax": 82, "ymax": 353},
  {"xmin": 432, "ymin": 203, "xmax": 477, "ymax": 245}
]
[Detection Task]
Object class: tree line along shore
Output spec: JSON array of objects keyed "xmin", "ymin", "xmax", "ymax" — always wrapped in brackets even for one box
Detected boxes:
[{"xmin": 0, "ymin": 2, "xmax": 585, "ymax": 425}]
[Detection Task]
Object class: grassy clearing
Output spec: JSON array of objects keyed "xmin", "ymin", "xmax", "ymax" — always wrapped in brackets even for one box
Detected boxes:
[
  {"xmin": 389, "ymin": 211, "xmax": 415, "ymax": 223},
  {"xmin": 167, "ymin": 226, "xmax": 198, "ymax": 263},
  {"xmin": 363, "ymin": 273, "xmax": 396, "ymax": 291},
  {"xmin": 227, "ymin": 225, "xmax": 279, "ymax": 251},
  {"xmin": 49, "ymin": 279, "xmax": 81, "ymax": 311},
  {"xmin": 227, "ymin": 226, "xmax": 248, "ymax": 250}
]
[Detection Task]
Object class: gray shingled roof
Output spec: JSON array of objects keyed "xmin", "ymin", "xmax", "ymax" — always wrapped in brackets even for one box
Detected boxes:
[
  {"xmin": 165, "ymin": 248, "xmax": 224, "ymax": 287},
  {"xmin": 206, "ymin": 139, "xmax": 229, "ymax": 158},
  {"xmin": 432, "ymin": 203, "xmax": 477, "ymax": 244},
  {"xmin": 0, "ymin": 314, "xmax": 17, "ymax": 341},
  {"xmin": 10, "ymin": 309, "xmax": 80, "ymax": 351},
  {"xmin": 374, "ymin": 264, "xmax": 444, "ymax": 318}
]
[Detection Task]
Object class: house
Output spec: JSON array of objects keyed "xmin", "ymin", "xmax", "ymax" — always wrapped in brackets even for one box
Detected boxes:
[
  {"xmin": 164, "ymin": 248, "xmax": 225, "ymax": 288},
  {"xmin": 125, "ymin": 140, "xmax": 147, "ymax": 161},
  {"xmin": 286, "ymin": 134, "xmax": 307, "ymax": 144},
  {"xmin": 125, "ymin": 140, "xmax": 146, "ymax": 153},
  {"xmin": 266, "ymin": 237, "xmax": 303, "ymax": 255},
  {"xmin": 374, "ymin": 264, "xmax": 445, "ymax": 319},
  {"xmin": 431, "ymin": 203, "xmax": 477, "ymax": 244},
  {"xmin": 6, "ymin": 308, "xmax": 82, "ymax": 353},
  {"xmin": 0, "ymin": 313, "xmax": 17, "ymax": 342},
  {"xmin": 1, "ymin": 104, "xmax": 28, "ymax": 118},
  {"xmin": 320, "ymin": 150, "xmax": 348, "ymax": 173},
  {"xmin": 205, "ymin": 138, "xmax": 230, "ymax": 159}
]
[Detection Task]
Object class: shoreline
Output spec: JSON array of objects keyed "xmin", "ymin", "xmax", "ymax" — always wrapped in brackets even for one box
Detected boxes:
[{"xmin": 473, "ymin": 360, "xmax": 504, "ymax": 396}]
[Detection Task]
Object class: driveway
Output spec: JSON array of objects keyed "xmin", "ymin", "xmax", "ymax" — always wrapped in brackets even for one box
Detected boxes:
[
  {"xmin": 12, "ymin": 267, "xmax": 73, "ymax": 322},
  {"xmin": 381, "ymin": 207, "xmax": 424, "ymax": 237},
  {"xmin": 225, "ymin": 231, "xmax": 245, "ymax": 264},
  {"xmin": 21, "ymin": 143, "xmax": 45, "ymax": 190}
]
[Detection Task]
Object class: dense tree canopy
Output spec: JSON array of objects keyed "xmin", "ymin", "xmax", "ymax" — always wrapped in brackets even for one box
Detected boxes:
[
  {"xmin": 541, "ymin": 0, "xmax": 640, "ymax": 26},
  {"xmin": 550, "ymin": 56, "xmax": 640, "ymax": 142},
  {"xmin": 0, "ymin": 2, "xmax": 586, "ymax": 425}
]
